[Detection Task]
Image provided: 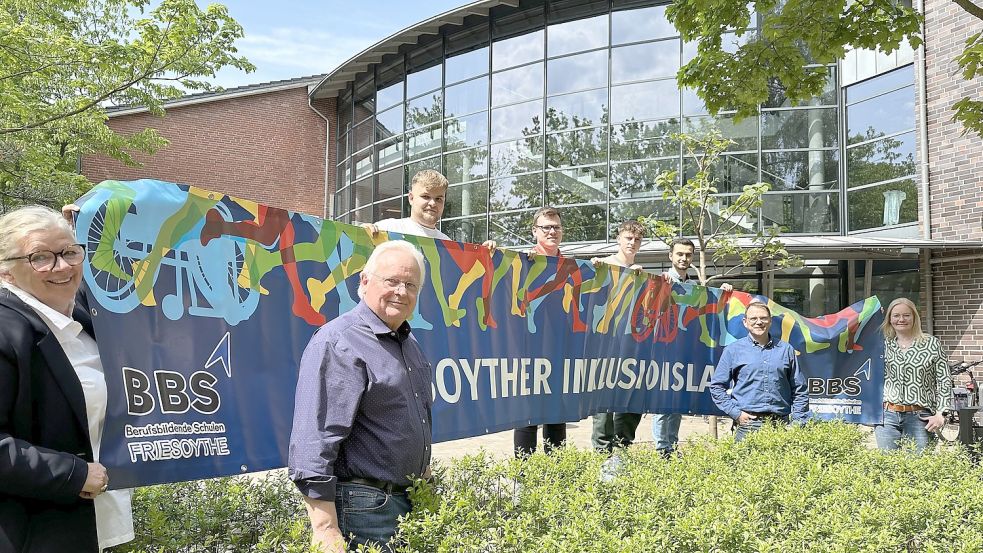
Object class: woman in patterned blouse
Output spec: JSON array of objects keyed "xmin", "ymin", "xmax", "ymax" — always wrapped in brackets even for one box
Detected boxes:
[{"xmin": 875, "ymin": 297, "xmax": 953, "ymax": 451}]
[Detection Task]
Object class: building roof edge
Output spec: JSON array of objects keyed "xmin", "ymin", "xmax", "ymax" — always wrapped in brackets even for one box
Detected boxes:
[
  {"xmin": 309, "ymin": 0, "xmax": 515, "ymax": 100},
  {"xmin": 106, "ymin": 74, "xmax": 326, "ymax": 117}
]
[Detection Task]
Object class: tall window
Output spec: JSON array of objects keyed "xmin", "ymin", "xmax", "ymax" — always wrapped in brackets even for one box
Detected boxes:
[{"xmin": 844, "ymin": 65, "xmax": 918, "ymax": 232}]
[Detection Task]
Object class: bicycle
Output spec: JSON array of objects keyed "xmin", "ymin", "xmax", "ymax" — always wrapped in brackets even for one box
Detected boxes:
[{"xmin": 938, "ymin": 359, "xmax": 983, "ymax": 443}]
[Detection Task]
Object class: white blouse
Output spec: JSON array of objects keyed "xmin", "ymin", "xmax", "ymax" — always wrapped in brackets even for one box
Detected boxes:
[{"xmin": 4, "ymin": 284, "xmax": 134, "ymax": 550}]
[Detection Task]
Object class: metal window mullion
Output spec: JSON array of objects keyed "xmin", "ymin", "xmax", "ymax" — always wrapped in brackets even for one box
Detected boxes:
[
  {"xmin": 838, "ymin": 61, "xmax": 849, "ymax": 234},
  {"xmin": 540, "ymin": 10, "xmax": 548, "ymax": 208},
  {"xmin": 605, "ymin": 0, "xmax": 613, "ymax": 242},
  {"xmin": 484, "ymin": 16, "xmax": 493, "ymax": 241},
  {"xmin": 440, "ymin": 33, "xmax": 447, "ymax": 184},
  {"xmin": 757, "ymin": 91, "xmax": 763, "ymax": 234},
  {"xmin": 677, "ymin": 32, "xmax": 684, "ymax": 236},
  {"xmin": 400, "ymin": 54, "xmax": 408, "ymax": 216}
]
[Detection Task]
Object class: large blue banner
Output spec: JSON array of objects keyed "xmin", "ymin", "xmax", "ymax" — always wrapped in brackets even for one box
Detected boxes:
[{"xmin": 74, "ymin": 180, "xmax": 884, "ymax": 488}]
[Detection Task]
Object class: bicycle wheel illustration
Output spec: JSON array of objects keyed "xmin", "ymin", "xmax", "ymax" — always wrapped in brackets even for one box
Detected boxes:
[
  {"xmin": 181, "ymin": 203, "xmax": 260, "ymax": 325},
  {"xmin": 77, "ymin": 190, "xmax": 145, "ymax": 313}
]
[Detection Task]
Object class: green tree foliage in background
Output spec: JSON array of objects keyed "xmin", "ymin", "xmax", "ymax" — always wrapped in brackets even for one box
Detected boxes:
[
  {"xmin": 669, "ymin": 0, "xmax": 983, "ymax": 137},
  {"xmin": 0, "ymin": 0, "xmax": 253, "ymax": 211},
  {"xmin": 640, "ymin": 130, "xmax": 801, "ymax": 287},
  {"xmin": 951, "ymin": 0, "xmax": 983, "ymax": 135}
]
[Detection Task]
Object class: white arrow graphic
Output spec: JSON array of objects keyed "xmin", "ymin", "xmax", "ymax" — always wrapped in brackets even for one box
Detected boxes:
[
  {"xmin": 205, "ymin": 332, "xmax": 232, "ymax": 378},
  {"xmin": 853, "ymin": 358, "xmax": 872, "ymax": 381}
]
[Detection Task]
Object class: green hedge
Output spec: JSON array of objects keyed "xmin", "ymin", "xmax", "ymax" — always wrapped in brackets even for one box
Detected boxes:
[
  {"xmin": 108, "ymin": 473, "xmax": 314, "ymax": 553},
  {"xmin": 111, "ymin": 422, "xmax": 983, "ymax": 552}
]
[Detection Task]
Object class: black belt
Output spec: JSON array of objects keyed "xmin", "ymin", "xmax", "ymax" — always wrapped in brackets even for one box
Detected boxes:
[
  {"xmin": 339, "ymin": 476, "xmax": 409, "ymax": 494},
  {"xmin": 746, "ymin": 412, "xmax": 789, "ymax": 421}
]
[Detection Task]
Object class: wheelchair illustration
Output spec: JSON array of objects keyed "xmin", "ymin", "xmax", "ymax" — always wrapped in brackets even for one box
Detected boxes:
[{"xmin": 76, "ymin": 182, "xmax": 259, "ymax": 325}]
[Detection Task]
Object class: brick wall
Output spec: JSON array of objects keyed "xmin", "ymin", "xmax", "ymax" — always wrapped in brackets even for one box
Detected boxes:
[
  {"xmin": 82, "ymin": 87, "xmax": 335, "ymax": 218},
  {"xmin": 923, "ymin": 0, "xmax": 983, "ymax": 241},
  {"xmin": 930, "ymin": 250, "xmax": 983, "ymax": 361},
  {"xmin": 921, "ymin": 2, "xmax": 983, "ymax": 363}
]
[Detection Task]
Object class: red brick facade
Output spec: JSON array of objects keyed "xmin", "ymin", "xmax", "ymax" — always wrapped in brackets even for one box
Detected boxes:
[
  {"xmin": 929, "ymin": 250, "xmax": 983, "ymax": 360},
  {"xmin": 922, "ymin": 1, "xmax": 983, "ymax": 362},
  {"xmin": 83, "ymin": 86, "xmax": 335, "ymax": 217}
]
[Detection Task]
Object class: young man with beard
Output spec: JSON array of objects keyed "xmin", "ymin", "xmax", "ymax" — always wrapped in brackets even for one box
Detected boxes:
[{"xmin": 651, "ymin": 238, "xmax": 733, "ymax": 456}]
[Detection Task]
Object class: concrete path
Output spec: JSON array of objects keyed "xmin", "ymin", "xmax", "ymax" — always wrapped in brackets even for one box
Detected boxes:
[{"xmin": 432, "ymin": 415, "xmax": 728, "ymax": 462}]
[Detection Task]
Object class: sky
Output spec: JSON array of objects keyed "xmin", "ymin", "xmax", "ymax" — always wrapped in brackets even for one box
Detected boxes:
[{"xmin": 212, "ymin": 0, "xmax": 468, "ymax": 89}]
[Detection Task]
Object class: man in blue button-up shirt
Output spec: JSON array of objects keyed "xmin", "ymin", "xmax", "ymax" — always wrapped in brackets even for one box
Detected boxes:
[
  {"xmin": 288, "ymin": 240, "xmax": 432, "ymax": 552},
  {"xmin": 710, "ymin": 302, "xmax": 810, "ymax": 441}
]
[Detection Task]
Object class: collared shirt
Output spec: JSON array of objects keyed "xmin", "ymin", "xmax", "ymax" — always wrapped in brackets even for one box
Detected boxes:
[
  {"xmin": 883, "ymin": 335, "xmax": 952, "ymax": 414},
  {"xmin": 710, "ymin": 335, "xmax": 810, "ymax": 422},
  {"xmin": 288, "ymin": 301, "xmax": 433, "ymax": 500},
  {"xmin": 375, "ymin": 217, "xmax": 450, "ymax": 240},
  {"xmin": 1, "ymin": 283, "xmax": 134, "ymax": 549},
  {"xmin": 663, "ymin": 268, "xmax": 688, "ymax": 283}
]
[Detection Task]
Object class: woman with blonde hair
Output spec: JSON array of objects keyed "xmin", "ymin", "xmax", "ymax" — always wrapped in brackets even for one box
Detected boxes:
[
  {"xmin": 0, "ymin": 206, "xmax": 133, "ymax": 552},
  {"xmin": 875, "ymin": 297, "xmax": 952, "ymax": 451}
]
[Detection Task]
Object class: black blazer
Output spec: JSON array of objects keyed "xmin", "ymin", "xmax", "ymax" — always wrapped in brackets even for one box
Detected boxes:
[{"xmin": 0, "ymin": 288, "xmax": 99, "ymax": 553}]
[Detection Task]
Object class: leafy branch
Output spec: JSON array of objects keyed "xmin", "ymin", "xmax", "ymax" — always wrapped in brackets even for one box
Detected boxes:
[{"xmin": 640, "ymin": 129, "xmax": 801, "ymax": 287}]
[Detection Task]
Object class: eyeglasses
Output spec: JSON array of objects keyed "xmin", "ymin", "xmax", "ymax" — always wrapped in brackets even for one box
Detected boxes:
[
  {"xmin": 890, "ymin": 313, "xmax": 913, "ymax": 320},
  {"xmin": 746, "ymin": 317, "xmax": 771, "ymax": 324},
  {"xmin": 3, "ymin": 244, "xmax": 85, "ymax": 271},
  {"xmin": 371, "ymin": 273, "xmax": 420, "ymax": 293},
  {"xmin": 534, "ymin": 224, "xmax": 562, "ymax": 233}
]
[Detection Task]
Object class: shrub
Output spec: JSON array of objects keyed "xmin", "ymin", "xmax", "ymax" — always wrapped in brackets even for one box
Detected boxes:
[
  {"xmin": 110, "ymin": 422, "xmax": 983, "ymax": 552},
  {"xmin": 397, "ymin": 421, "xmax": 983, "ymax": 552},
  {"xmin": 108, "ymin": 470, "xmax": 314, "ymax": 553}
]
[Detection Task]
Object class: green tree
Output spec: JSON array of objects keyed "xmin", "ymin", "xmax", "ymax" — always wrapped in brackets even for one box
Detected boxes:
[
  {"xmin": 641, "ymin": 130, "xmax": 801, "ymax": 287},
  {"xmin": 669, "ymin": 0, "xmax": 983, "ymax": 137},
  {"xmin": 0, "ymin": 0, "xmax": 253, "ymax": 211}
]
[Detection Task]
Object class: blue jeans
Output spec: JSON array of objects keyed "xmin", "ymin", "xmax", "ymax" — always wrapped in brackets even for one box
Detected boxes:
[
  {"xmin": 734, "ymin": 416, "xmax": 790, "ymax": 442},
  {"xmin": 874, "ymin": 407, "xmax": 935, "ymax": 452},
  {"xmin": 651, "ymin": 413, "xmax": 682, "ymax": 453},
  {"xmin": 336, "ymin": 482, "xmax": 412, "ymax": 551}
]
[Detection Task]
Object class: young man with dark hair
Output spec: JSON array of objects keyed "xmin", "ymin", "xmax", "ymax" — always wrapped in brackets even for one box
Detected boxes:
[{"xmin": 651, "ymin": 237, "xmax": 733, "ymax": 456}]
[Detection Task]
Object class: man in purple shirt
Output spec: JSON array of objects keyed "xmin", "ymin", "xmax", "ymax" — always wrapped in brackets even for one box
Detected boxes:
[
  {"xmin": 288, "ymin": 240, "xmax": 432, "ymax": 552},
  {"xmin": 709, "ymin": 301, "xmax": 810, "ymax": 442}
]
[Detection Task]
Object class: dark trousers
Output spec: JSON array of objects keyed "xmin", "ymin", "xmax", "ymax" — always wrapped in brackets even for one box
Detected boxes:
[
  {"xmin": 514, "ymin": 423, "xmax": 566, "ymax": 457},
  {"xmin": 591, "ymin": 412, "xmax": 643, "ymax": 452}
]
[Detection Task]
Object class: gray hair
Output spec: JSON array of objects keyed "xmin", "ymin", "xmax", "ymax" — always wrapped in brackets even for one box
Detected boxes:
[
  {"xmin": 0, "ymin": 206, "xmax": 75, "ymax": 274},
  {"xmin": 358, "ymin": 240, "xmax": 427, "ymax": 298}
]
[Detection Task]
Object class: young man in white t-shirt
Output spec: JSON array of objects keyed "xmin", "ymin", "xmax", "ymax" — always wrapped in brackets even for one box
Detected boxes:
[
  {"xmin": 363, "ymin": 169, "xmax": 452, "ymax": 240},
  {"xmin": 363, "ymin": 170, "xmax": 496, "ymax": 327},
  {"xmin": 589, "ymin": 220, "xmax": 646, "ymax": 451}
]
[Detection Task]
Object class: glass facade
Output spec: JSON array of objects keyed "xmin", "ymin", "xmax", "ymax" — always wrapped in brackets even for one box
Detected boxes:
[{"xmin": 331, "ymin": 0, "xmax": 921, "ymax": 253}]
